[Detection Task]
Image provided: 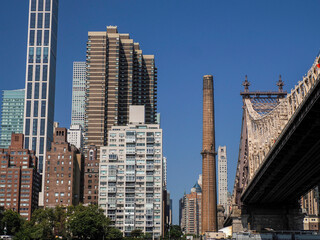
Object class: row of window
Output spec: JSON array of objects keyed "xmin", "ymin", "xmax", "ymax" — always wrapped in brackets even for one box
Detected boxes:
[
  {"xmin": 29, "ymin": 47, "xmax": 49, "ymax": 63},
  {"xmin": 30, "ymin": 13, "xmax": 51, "ymax": 29},
  {"xmin": 31, "ymin": 0, "xmax": 51, "ymax": 12},
  {"xmin": 29, "ymin": 30, "xmax": 50, "ymax": 47},
  {"xmin": 28, "ymin": 65, "xmax": 48, "ymax": 81}
]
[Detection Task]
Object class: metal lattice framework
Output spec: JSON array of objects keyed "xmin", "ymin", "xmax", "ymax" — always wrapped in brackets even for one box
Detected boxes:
[{"xmin": 233, "ymin": 55, "xmax": 320, "ymax": 207}]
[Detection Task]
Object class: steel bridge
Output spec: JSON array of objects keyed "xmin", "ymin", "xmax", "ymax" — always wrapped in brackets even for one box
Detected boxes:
[{"xmin": 227, "ymin": 54, "xmax": 320, "ymax": 232}]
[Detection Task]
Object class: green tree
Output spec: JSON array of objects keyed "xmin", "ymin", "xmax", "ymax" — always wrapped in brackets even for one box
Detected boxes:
[
  {"xmin": 131, "ymin": 229, "xmax": 143, "ymax": 238},
  {"xmin": 1, "ymin": 209, "xmax": 24, "ymax": 235},
  {"xmin": 165, "ymin": 225, "xmax": 183, "ymax": 240},
  {"xmin": 68, "ymin": 204, "xmax": 111, "ymax": 240}
]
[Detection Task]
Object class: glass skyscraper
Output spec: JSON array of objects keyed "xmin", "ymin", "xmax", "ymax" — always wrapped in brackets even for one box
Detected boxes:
[
  {"xmin": 23, "ymin": 0, "xmax": 59, "ymax": 204},
  {"xmin": 71, "ymin": 62, "xmax": 86, "ymax": 128},
  {"xmin": 0, "ymin": 89, "xmax": 25, "ymax": 148}
]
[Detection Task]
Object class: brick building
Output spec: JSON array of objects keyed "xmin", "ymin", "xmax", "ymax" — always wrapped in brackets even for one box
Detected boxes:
[
  {"xmin": 0, "ymin": 133, "xmax": 40, "ymax": 220},
  {"xmin": 44, "ymin": 128, "xmax": 82, "ymax": 207}
]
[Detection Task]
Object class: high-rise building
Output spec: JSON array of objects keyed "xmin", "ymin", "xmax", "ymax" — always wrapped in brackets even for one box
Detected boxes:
[
  {"xmin": 180, "ymin": 183, "xmax": 202, "ymax": 236},
  {"xmin": 0, "ymin": 89, "xmax": 25, "ymax": 148},
  {"xmin": 71, "ymin": 62, "xmax": 86, "ymax": 128},
  {"xmin": 23, "ymin": 0, "xmax": 59, "ymax": 205},
  {"xmin": 67, "ymin": 124, "xmax": 83, "ymax": 150},
  {"xmin": 85, "ymin": 26, "xmax": 157, "ymax": 151},
  {"xmin": 44, "ymin": 128, "xmax": 81, "ymax": 207},
  {"xmin": 201, "ymin": 75, "xmax": 218, "ymax": 233},
  {"xmin": 98, "ymin": 106, "xmax": 163, "ymax": 239},
  {"xmin": 218, "ymin": 146, "xmax": 228, "ymax": 215},
  {"xmin": 0, "ymin": 133, "xmax": 40, "ymax": 220},
  {"xmin": 301, "ymin": 187, "xmax": 320, "ymax": 230}
]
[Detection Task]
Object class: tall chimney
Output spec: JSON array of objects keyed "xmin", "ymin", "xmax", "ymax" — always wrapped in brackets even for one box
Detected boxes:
[{"xmin": 201, "ymin": 75, "xmax": 218, "ymax": 233}]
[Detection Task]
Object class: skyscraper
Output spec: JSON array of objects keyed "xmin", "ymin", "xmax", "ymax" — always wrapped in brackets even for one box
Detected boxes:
[
  {"xmin": 0, "ymin": 89, "xmax": 25, "ymax": 148},
  {"xmin": 85, "ymin": 26, "xmax": 157, "ymax": 151},
  {"xmin": 201, "ymin": 75, "xmax": 218, "ymax": 233},
  {"xmin": 71, "ymin": 62, "xmax": 86, "ymax": 128},
  {"xmin": 218, "ymin": 146, "xmax": 228, "ymax": 215},
  {"xmin": 23, "ymin": 0, "xmax": 59, "ymax": 205},
  {"xmin": 98, "ymin": 106, "xmax": 163, "ymax": 238}
]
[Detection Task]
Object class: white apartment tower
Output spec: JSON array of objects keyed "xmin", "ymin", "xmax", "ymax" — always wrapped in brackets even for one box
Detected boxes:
[
  {"xmin": 67, "ymin": 124, "xmax": 83, "ymax": 150},
  {"xmin": 71, "ymin": 62, "xmax": 86, "ymax": 128},
  {"xmin": 218, "ymin": 146, "xmax": 228, "ymax": 215},
  {"xmin": 99, "ymin": 106, "xmax": 163, "ymax": 239},
  {"xmin": 23, "ymin": 0, "xmax": 59, "ymax": 205}
]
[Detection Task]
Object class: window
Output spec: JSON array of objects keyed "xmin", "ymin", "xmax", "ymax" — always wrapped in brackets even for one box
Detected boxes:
[
  {"xmin": 34, "ymin": 83, "xmax": 39, "ymax": 99},
  {"xmin": 41, "ymin": 101, "xmax": 46, "ymax": 117},
  {"xmin": 42, "ymin": 83, "xmax": 47, "ymax": 99},
  {"xmin": 29, "ymin": 30, "xmax": 35, "ymax": 46},
  {"xmin": 32, "ymin": 119, "xmax": 38, "ymax": 135},
  {"xmin": 38, "ymin": 0, "xmax": 44, "ymax": 11},
  {"xmin": 36, "ymin": 47, "xmax": 41, "ymax": 63},
  {"xmin": 45, "ymin": 13, "xmax": 50, "ymax": 28},
  {"xmin": 33, "ymin": 101, "xmax": 38, "ymax": 117},
  {"xmin": 31, "ymin": 0, "xmax": 36, "ymax": 11},
  {"xmin": 26, "ymin": 101, "xmax": 31, "ymax": 117},
  {"xmin": 35, "ymin": 65, "xmax": 40, "ymax": 81},
  {"xmin": 30, "ymin": 13, "xmax": 36, "ymax": 28},
  {"xmin": 37, "ymin": 13, "xmax": 43, "ymax": 28},
  {"xmin": 29, "ymin": 47, "xmax": 34, "ymax": 63},
  {"xmin": 40, "ymin": 138, "xmax": 44, "ymax": 154},
  {"xmin": 45, "ymin": 0, "xmax": 51, "ymax": 11},
  {"xmin": 28, "ymin": 65, "xmax": 33, "ymax": 81},
  {"xmin": 43, "ymin": 47, "xmax": 48, "ymax": 63},
  {"xmin": 43, "ymin": 65, "xmax": 48, "ymax": 81},
  {"xmin": 44, "ymin": 30, "xmax": 49, "ymax": 46},
  {"xmin": 25, "ymin": 120, "xmax": 30, "ymax": 136},
  {"xmin": 40, "ymin": 119, "xmax": 45, "ymax": 135},
  {"xmin": 37, "ymin": 30, "xmax": 42, "ymax": 46},
  {"xmin": 25, "ymin": 137, "xmax": 29, "ymax": 149},
  {"xmin": 27, "ymin": 83, "xmax": 32, "ymax": 99},
  {"xmin": 32, "ymin": 137, "xmax": 37, "ymax": 152}
]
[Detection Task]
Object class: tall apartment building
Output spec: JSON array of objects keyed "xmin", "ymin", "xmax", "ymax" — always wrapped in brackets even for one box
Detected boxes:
[
  {"xmin": 98, "ymin": 106, "xmax": 163, "ymax": 238},
  {"xmin": 44, "ymin": 128, "xmax": 81, "ymax": 207},
  {"xmin": 0, "ymin": 133, "xmax": 40, "ymax": 220},
  {"xmin": 180, "ymin": 183, "xmax": 202, "ymax": 236},
  {"xmin": 71, "ymin": 62, "xmax": 86, "ymax": 128},
  {"xmin": 67, "ymin": 124, "xmax": 83, "ymax": 150},
  {"xmin": 0, "ymin": 89, "xmax": 25, "ymax": 148},
  {"xmin": 218, "ymin": 146, "xmax": 228, "ymax": 215},
  {"xmin": 301, "ymin": 187, "xmax": 320, "ymax": 230},
  {"xmin": 23, "ymin": 0, "xmax": 59, "ymax": 205},
  {"xmin": 85, "ymin": 26, "xmax": 157, "ymax": 149}
]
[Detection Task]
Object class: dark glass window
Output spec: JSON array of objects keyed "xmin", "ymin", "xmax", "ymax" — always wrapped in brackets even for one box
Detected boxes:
[
  {"xmin": 31, "ymin": 0, "xmax": 37, "ymax": 11},
  {"xmin": 27, "ymin": 83, "xmax": 32, "ymax": 99},
  {"xmin": 33, "ymin": 101, "xmax": 39, "ymax": 117},
  {"xmin": 37, "ymin": 30, "xmax": 42, "ymax": 46},
  {"xmin": 43, "ymin": 65, "xmax": 48, "ymax": 81},
  {"xmin": 37, "ymin": 13, "xmax": 43, "ymax": 28},
  {"xmin": 34, "ymin": 83, "xmax": 39, "ymax": 99},
  {"xmin": 30, "ymin": 13, "xmax": 36, "ymax": 28},
  {"xmin": 44, "ymin": 30, "xmax": 49, "ymax": 46},
  {"xmin": 45, "ymin": 13, "xmax": 50, "ymax": 28},
  {"xmin": 40, "ymin": 119, "xmax": 45, "ymax": 135},
  {"xmin": 33, "ymin": 120, "xmax": 38, "ymax": 135},
  {"xmin": 25, "ymin": 119, "xmax": 30, "ymax": 136},
  {"xmin": 42, "ymin": 83, "xmax": 47, "ymax": 99},
  {"xmin": 36, "ymin": 47, "xmax": 41, "ymax": 63},
  {"xmin": 28, "ymin": 65, "xmax": 33, "ymax": 81},
  {"xmin": 32, "ymin": 137, "xmax": 37, "ymax": 152},
  {"xmin": 26, "ymin": 101, "xmax": 31, "ymax": 117},
  {"xmin": 41, "ymin": 101, "xmax": 46, "ymax": 117},
  {"xmin": 25, "ymin": 137, "xmax": 29, "ymax": 149},
  {"xmin": 29, "ymin": 47, "xmax": 34, "ymax": 63},
  {"xmin": 39, "ymin": 156, "xmax": 43, "ymax": 173},
  {"xmin": 29, "ymin": 30, "xmax": 35, "ymax": 46},
  {"xmin": 43, "ymin": 47, "xmax": 48, "ymax": 63},
  {"xmin": 35, "ymin": 65, "xmax": 40, "ymax": 81},
  {"xmin": 38, "ymin": 0, "xmax": 44, "ymax": 11},
  {"xmin": 40, "ymin": 137, "xmax": 44, "ymax": 154},
  {"xmin": 45, "ymin": 0, "xmax": 51, "ymax": 11}
]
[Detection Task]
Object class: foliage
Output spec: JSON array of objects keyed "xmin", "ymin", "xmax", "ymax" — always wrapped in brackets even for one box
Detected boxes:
[
  {"xmin": 130, "ymin": 229, "xmax": 143, "ymax": 238},
  {"xmin": 164, "ymin": 225, "xmax": 183, "ymax": 240},
  {"xmin": 0, "ymin": 209, "xmax": 24, "ymax": 235}
]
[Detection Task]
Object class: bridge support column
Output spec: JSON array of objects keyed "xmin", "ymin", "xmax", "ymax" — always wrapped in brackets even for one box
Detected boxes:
[{"xmin": 232, "ymin": 203, "xmax": 304, "ymax": 232}]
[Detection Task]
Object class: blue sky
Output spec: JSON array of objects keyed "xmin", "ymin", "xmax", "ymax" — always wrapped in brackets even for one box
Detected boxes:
[{"xmin": 0, "ymin": 0, "xmax": 320, "ymax": 224}]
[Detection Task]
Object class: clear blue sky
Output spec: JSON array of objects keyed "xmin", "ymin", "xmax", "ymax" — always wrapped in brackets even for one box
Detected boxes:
[{"xmin": 0, "ymin": 0, "xmax": 320, "ymax": 224}]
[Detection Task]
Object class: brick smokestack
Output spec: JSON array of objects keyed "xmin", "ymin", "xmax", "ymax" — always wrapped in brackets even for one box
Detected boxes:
[{"xmin": 201, "ymin": 75, "xmax": 218, "ymax": 233}]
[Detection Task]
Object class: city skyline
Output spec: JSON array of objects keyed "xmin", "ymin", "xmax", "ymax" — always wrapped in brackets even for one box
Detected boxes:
[{"xmin": 1, "ymin": 0, "xmax": 320, "ymax": 224}]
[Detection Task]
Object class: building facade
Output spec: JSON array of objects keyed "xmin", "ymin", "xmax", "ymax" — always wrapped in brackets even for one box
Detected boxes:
[
  {"xmin": 301, "ymin": 187, "xmax": 320, "ymax": 231},
  {"xmin": 23, "ymin": 0, "xmax": 59, "ymax": 205},
  {"xmin": 98, "ymin": 106, "xmax": 163, "ymax": 238},
  {"xmin": 44, "ymin": 128, "xmax": 81, "ymax": 207},
  {"xmin": 218, "ymin": 146, "xmax": 228, "ymax": 215},
  {"xmin": 0, "ymin": 89, "xmax": 25, "ymax": 149},
  {"xmin": 67, "ymin": 124, "xmax": 83, "ymax": 150},
  {"xmin": 71, "ymin": 62, "xmax": 86, "ymax": 128},
  {"xmin": 0, "ymin": 133, "xmax": 40, "ymax": 220}
]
